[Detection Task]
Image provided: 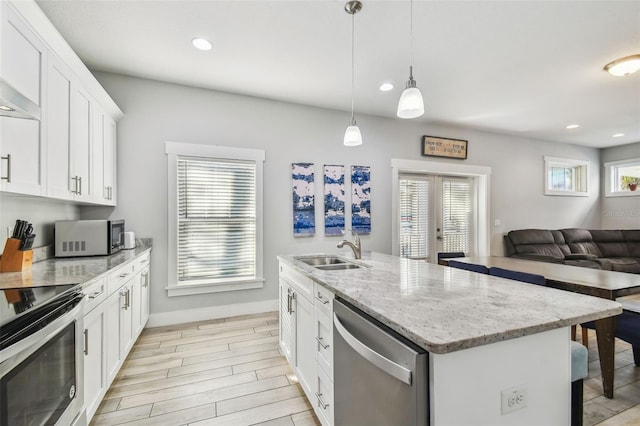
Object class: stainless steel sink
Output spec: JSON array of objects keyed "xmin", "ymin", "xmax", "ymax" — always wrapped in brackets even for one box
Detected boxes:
[
  {"xmin": 296, "ymin": 256, "xmax": 347, "ymax": 266},
  {"xmin": 315, "ymin": 263, "xmax": 363, "ymax": 271},
  {"xmin": 295, "ymin": 255, "xmax": 368, "ymax": 270}
]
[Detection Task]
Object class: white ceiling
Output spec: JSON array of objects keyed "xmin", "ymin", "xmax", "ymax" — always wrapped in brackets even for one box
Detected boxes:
[{"xmin": 35, "ymin": 0, "xmax": 640, "ymax": 148}]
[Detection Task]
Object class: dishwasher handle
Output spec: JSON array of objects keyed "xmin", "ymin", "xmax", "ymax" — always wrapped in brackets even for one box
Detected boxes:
[{"xmin": 333, "ymin": 312, "xmax": 412, "ymax": 385}]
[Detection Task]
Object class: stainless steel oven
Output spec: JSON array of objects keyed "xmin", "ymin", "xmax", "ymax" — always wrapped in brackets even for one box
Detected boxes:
[{"xmin": 0, "ymin": 284, "xmax": 86, "ymax": 426}]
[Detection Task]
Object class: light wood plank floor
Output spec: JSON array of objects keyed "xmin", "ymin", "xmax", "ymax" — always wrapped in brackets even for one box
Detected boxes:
[
  {"xmin": 92, "ymin": 314, "xmax": 640, "ymax": 425},
  {"xmin": 91, "ymin": 312, "xmax": 320, "ymax": 426}
]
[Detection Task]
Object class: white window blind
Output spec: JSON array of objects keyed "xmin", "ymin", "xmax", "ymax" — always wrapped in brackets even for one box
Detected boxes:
[
  {"xmin": 399, "ymin": 175, "xmax": 430, "ymax": 259},
  {"xmin": 177, "ymin": 156, "xmax": 256, "ymax": 284},
  {"xmin": 442, "ymin": 178, "xmax": 472, "ymax": 254}
]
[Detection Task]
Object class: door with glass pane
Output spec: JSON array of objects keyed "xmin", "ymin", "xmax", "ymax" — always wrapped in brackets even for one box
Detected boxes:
[{"xmin": 399, "ymin": 174, "xmax": 474, "ymax": 262}]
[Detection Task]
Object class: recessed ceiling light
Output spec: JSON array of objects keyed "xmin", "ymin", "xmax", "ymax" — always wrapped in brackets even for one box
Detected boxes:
[
  {"xmin": 566, "ymin": 124, "xmax": 580, "ymax": 129},
  {"xmin": 379, "ymin": 82, "xmax": 394, "ymax": 92},
  {"xmin": 0, "ymin": 105, "xmax": 15, "ymax": 111},
  {"xmin": 192, "ymin": 38, "xmax": 212, "ymax": 51},
  {"xmin": 612, "ymin": 133, "xmax": 625, "ymax": 138},
  {"xmin": 604, "ymin": 54, "xmax": 640, "ymax": 76}
]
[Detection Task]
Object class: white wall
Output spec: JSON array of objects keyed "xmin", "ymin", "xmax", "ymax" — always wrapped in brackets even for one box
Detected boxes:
[
  {"xmin": 83, "ymin": 72, "xmax": 601, "ymax": 318},
  {"xmin": 600, "ymin": 141, "xmax": 640, "ymax": 229},
  {"xmin": 0, "ymin": 193, "xmax": 79, "ymax": 247}
]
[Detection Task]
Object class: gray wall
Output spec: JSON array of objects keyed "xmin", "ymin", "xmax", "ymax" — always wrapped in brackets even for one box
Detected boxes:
[
  {"xmin": 0, "ymin": 193, "xmax": 79, "ymax": 247},
  {"xmin": 600, "ymin": 141, "xmax": 640, "ymax": 229},
  {"xmin": 83, "ymin": 72, "xmax": 601, "ymax": 316}
]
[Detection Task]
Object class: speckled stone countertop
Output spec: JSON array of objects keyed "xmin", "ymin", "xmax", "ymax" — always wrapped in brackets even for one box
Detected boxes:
[
  {"xmin": 278, "ymin": 251, "xmax": 622, "ymax": 354},
  {"xmin": 0, "ymin": 239, "xmax": 152, "ymax": 290}
]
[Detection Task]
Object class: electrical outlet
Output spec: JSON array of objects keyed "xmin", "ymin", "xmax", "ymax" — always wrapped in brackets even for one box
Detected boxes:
[{"xmin": 501, "ymin": 385, "xmax": 527, "ymax": 415}]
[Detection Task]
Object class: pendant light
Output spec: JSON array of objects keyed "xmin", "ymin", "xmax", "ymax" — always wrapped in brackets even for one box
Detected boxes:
[
  {"xmin": 344, "ymin": 1, "xmax": 363, "ymax": 146},
  {"xmin": 397, "ymin": 0, "xmax": 424, "ymax": 119}
]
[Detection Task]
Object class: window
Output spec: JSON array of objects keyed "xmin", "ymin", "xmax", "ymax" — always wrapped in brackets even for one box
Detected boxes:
[
  {"xmin": 166, "ymin": 142, "xmax": 265, "ymax": 296},
  {"xmin": 604, "ymin": 157, "xmax": 640, "ymax": 197},
  {"xmin": 399, "ymin": 175, "xmax": 431, "ymax": 259},
  {"xmin": 544, "ymin": 156, "xmax": 589, "ymax": 196}
]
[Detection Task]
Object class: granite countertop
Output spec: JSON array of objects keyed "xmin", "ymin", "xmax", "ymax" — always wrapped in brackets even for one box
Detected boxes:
[
  {"xmin": 278, "ymin": 251, "xmax": 622, "ymax": 354},
  {"xmin": 0, "ymin": 239, "xmax": 152, "ymax": 290}
]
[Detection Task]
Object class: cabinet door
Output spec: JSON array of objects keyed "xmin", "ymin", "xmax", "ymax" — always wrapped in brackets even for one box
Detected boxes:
[
  {"xmin": 279, "ymin": 280, "xmax": 295, "ymax": 364},
  {"xmin": 121, "ymin": 280, "xmax": 134, "ymax": 354},
  {"xmin": 140, "ymin": 266, "xmax": 150, "ymax": 328},
  {"xmin": 91, "ymin": 104, "xmax": 105, "ymax": 203},
  {"xmin": 103, "ymin": 116, "xmax": 116, "ymax": 205},
  {"xmin": 105, "ymin": 288, "xmax": 123, "ymax": 383},
  {"xmin": 70, "ymin": 84, "xmax": 92, "ymax": 201},
  {"xmin": 131, "ymin": 271, "xmax": 142, "ymax": 337},
  {"xmin": 0, "ymin": 117, "xmax": 42, "ymax": 195},
  {"xmin": 294, "ymin": 293, "xmax": 316, "ymax": 397},
  {"xmin": 46, "ymin": 55, "xmax": 72, "ymax": 199},
  {"xmin": 84, "ymin": 303, "xmax": 107, "ymax": 422}
]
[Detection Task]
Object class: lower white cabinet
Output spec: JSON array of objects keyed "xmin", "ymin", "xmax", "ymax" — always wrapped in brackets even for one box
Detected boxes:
[
  {"xmin": 85, "ymin": 250, "xmax": 151, "ymax": 423},
  {"xmin": 83, "ymin": 278, "xmax": 107, "ymax": 421},
  {"xmin": 279, "ymin": 262, "xmax": 335, "ymax": 425}
]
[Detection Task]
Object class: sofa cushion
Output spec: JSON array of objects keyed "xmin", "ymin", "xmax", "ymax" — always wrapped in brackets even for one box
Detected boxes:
[
  {"xmin": 607, "ymin": 259, "xmax": 640, "ymax": 274},
  {"xmin": 516, "ymin": 244, "xmax": 566, "ymax": 258},
  {"xmin": 622, "ymin": 230, "xmax": 640, "ymax": 258},
  {"xmin": 560, "ymin": 229, "xmax": 603, "ymax": 257},
  {"xmin": 551, "ymin": 230, "xmax": 571, "ymax": 255},
  {"xmin": 590, "ymin": 230, "xmax": 629, "ymax": 258},
  {"xmin": 508, "ymin": 229, "xmax": 555, "ymax": 245}
]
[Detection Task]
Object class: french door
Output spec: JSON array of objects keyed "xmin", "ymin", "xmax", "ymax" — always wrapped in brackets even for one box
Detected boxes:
[{"xmin": 399, "ymin": 174, "xmax": 474, "ymax": 262}]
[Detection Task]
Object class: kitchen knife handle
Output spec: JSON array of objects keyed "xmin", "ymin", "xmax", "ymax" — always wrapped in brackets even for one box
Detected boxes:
[{"xmin": 1, "ymin": 154, "xmax": 10, "ymax": 182}]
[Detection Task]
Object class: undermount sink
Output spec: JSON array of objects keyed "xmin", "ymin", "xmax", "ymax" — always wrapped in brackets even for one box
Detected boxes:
[{"xmin": 295, "ymin": 255, "xmax": 368, "ymax": 270}]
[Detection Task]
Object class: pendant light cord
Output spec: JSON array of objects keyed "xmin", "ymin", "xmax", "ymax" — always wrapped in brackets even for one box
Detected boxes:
[
  {"xmin": 409, "ymin": 0, "xmax": 413, "ymax": 79},
  {"xmin": 351, "ymin": 11, "xmax": 355, "ymax": 124}
]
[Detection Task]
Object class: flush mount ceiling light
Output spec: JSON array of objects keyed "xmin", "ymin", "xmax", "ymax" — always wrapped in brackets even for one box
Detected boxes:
[
  {"xmin": 0, "ymin": 105, "xmax": 15, "ymax": 111},
  {"xmin": 397, "ymin": 0, "xmax": 424, "ymax": 119},
  {"xmin": 343, "ymin": 1, "xmax": 363, "ymax": 147},
  {"xmin": 566, "ymin": 124, "xmax": 580, "ymax": 129},
  {"xmin": 604, "ymin": 54, "xmax": 640, "ymax": 76},
  {"xmin": 379, "ymin": 82, "xmax": 394, "ymax": 92},
  {"xmin": 192, "ymin": 37, "xmax": 212, "ymax": 51}
]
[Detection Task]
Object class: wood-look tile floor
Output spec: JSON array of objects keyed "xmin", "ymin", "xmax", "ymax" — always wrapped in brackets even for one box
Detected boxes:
[
  {"xmin": 91, "ymin": 312, "xmax": 320, "ymax": 426},
  {"xmin": 93, "ymin": 314, "xmax": 640, "ymax": 426}
]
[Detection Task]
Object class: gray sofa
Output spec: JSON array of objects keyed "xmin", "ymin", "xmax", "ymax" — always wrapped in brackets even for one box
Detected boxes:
[{"xmin": 504, "ymin": 228, "xmax": 640, "ymax": 273}]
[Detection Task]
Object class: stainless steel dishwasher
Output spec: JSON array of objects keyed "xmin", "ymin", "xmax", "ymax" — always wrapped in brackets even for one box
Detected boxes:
[{"xmin": 333, "ymin": 298, "xmax": 428, "ymax": 426}]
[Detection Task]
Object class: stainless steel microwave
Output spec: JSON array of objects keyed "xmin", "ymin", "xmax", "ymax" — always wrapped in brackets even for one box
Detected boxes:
[{"xmin": 55, "ymin": 220, "xmax": 125, "ymax": 257}]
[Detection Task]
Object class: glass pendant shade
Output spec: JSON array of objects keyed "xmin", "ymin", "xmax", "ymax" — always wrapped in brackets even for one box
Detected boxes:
[
  {"xmin": 397, "ymin": 85, "xmax": 424, "ymax": 119},
  {"xmin": 344, "ymin": 122, "xmax": 363, "ymax": 146}
]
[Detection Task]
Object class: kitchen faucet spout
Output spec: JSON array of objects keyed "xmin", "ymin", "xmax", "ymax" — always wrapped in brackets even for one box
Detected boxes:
[{"xmin": 337, "ymin": 230, "xmax": 361, "ymax": 259}]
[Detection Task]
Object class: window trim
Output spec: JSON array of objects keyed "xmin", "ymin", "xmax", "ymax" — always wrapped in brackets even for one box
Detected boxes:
[
  {"xmin": 543, "ymin": 156, "xmax": 589, "ymax": 197},
  {"xmin": 604, "ymin": 157, "xmax": 640, "ymax": 198},
  {"xmin": 165, "ymin": 141, "xmax": 265, "ymax": 297}
]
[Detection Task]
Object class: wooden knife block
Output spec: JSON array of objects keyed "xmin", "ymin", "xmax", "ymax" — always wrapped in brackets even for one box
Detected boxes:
[{"xmin": 0, "ymin": 238, "xmax": 33, "ymax": 272}]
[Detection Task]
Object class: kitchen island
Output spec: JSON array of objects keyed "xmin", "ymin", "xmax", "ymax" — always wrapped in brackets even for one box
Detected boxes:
[{"xmin": 278, "ymin": 251, "xmax": 621, "ymax": 426}]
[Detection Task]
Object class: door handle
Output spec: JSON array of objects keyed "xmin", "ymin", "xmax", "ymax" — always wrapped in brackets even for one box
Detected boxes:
[
  {"xmin": 315, "ymin": 336, "xmax": 330, "ymax": 350},
  {"xmin": 83, "ymin": 329, "xmax": 89, "ymax": 355},
  {"xmin": 315, "ymin": 392, "xmax": 329, "ymax": 410},
  {"xmin": 333, "ymin": 313, "xmax": 412, "ymax": 385}
]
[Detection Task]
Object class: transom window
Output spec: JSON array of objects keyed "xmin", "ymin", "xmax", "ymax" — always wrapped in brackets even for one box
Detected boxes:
[
  {"xmin": 544, "ymin": 156, "xmax": 589, "ymax": 196},
  {"xmin": 604, "ymin": 158, "xmax": 640, "ymax": 197}
]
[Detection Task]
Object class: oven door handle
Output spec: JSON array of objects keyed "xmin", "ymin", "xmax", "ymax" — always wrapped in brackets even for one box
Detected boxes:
[{"xmin": 0, "ymin": 299, "xmax": 85, "ymax": 368}]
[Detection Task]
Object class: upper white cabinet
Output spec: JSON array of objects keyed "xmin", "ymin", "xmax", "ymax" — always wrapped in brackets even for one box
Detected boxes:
[
  {"xmin": 0, "ymin": 3, "xmax": 45, "ymax": 196},
  {"xmin": 45, "ymin": 54, "xmax": 72, "ymax": 199},
  {"xmin": 1, "ymin": 0, "xmax": 123, "ymax": 204}
]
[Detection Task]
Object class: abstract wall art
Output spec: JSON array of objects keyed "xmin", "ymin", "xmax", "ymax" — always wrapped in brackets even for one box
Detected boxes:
[
  {"xmin": 292, "ymin": 163, "xmax": 315, "ymax": 237},
  {"xmin": 323, "ymin": 165, "xmax": 345, "ymax": 236},
  {"xmin": 351, "ymin": 165, "xmax": 371, "ymax": 234}
]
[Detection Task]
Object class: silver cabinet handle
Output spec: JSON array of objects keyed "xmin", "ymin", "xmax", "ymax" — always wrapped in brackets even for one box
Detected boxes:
[
  {"xmin": 120, "ymin": 289, "xmax": 127, "ymax": 309},
  {"xmin": 119, "ymin": 272, "xmax": 129, "ymax": 279},
  {"xmin": 83, "ymin": 329, "xmax": 89, "ymax": 355},
  {"xmin": 104, "ymin": 186, "xmax": 109, "ymax": 199},
  {"xmin": 126, "ymin": 288, "xmax": 131, "ymax": 309},
  {"xmin": 315, "ymin": 392, "xmax": 329, "ymax": 410},
  {"xmin": 315, "ymin": 292, "xmax": 329, "ymax": 305},
  {"xmin": 88, "ymin": 290, "xmax": 104, "ymax": 299},
  {"xmin": 71, "ymin": 176, "xmax": 79, "ymax": 194},
  {"xmin": 78, "ymin": 176, "xmax": 82, "ymax": 195},
  {"xmin": 1, "ymin": 154, "xmax": 10, "ymax": 182},
  {"xmin": 143, "ymin": 271, "xmax": 149, "ymax": 288},
  {"xmin": 315, "ymin": 336, "xmax": 329, "ymax": 350},
  {"xmin": 333, "ymin": 313, "xmax": 412, "ymax": 385}
]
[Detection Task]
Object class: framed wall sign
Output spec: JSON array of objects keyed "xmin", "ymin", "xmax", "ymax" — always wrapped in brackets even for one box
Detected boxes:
[{"xmin": 422, "ymin": 135, "xmax": 468, "ymax": 160}]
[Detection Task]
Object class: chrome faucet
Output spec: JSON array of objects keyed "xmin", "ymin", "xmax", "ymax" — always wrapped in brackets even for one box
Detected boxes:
[{"xmin": 337, "ymin": 229, "xmax": 361, "ymax": 259}]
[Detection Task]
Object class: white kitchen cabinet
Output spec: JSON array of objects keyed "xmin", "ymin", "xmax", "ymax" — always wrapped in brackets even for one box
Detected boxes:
[
  {"xmin": 278, "ymin": 263, "xmax": 316, "ymax": 398},
  {"xmin": 0, "ymin": 3, "xmax": 45, "ymax": 196},
  {"xmin": 69, "ymin": 84, "xmax": 92, "ymax": 201},
  {"xmin": 137, "ymin": 264, "xmax": 150, "ymax": 334},
  {"xmin": 45, "ymin": 53, "xmax": 72, "ymax": 199},
  {"xmin": 105, "ymin": 284, "xmax": 123, "ymax": 383},
  {"xmin": 91, "ymin": 106, "xmax": 116, "ymax": 205},
  {"xmin": 83, "ymin": 278, "xmax": 107, "ymax": 422}
]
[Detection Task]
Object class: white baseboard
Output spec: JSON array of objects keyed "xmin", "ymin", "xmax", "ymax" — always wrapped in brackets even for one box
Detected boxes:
[{"xmin": 146, "ymin": 299, "xmax": 278, "ymax": 328}]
